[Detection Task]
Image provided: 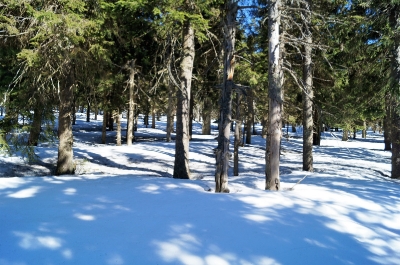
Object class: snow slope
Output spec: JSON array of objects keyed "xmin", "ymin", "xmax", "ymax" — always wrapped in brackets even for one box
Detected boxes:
[{"xmin": 0, "ymin": 113, "xmax": 399, "ymax": 265}]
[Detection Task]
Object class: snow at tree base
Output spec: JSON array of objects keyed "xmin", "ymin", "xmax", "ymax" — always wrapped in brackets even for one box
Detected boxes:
[{"xmin": 0, "ymin": 114, "xmax": 399, "ymax": 265}]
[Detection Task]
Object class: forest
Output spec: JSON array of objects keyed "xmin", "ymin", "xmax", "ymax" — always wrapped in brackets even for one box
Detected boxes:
[{"xmin": 1, "ymin": 0, "xmax": 400, "ymax": 191}]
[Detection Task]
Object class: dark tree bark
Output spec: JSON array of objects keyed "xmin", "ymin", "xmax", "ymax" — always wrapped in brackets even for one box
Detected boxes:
[
  {"xmin": 215, "ymin": 0, "xmax": 238, "ymax": 193},
  {"xmin": 86, "ymin": 98, "xmax": 90, "ymax": 122},
  {"xmin": 302, "ymin": 0, "xmax": 313, "ymax": 172},
  {"xmin": 266, "ymin": 0, "xmax": 283, "ymax": 191},
  {"xmin": 28, "ymin": 106, "xmax": 43, "ymax": 146},
  {"xmin": 151, "ymin": 104, "xmax": 156, "ymax": 129},
  {"xmin": 390, "ymin": 6, "xmax": 400, "ymax": 179},
  {"xmin": 173, "ymin": 19, "xmax": 195, "ymax": 179},
  {"xmin": 245, "ymin": 88, "xmax": 254, "ymax": 144},
  {"xmin": 202, "ymin": 97, "xmax": 212, "ymax": 135},
  {"xmin": 56, "ymin": 68, "xmax": 75, "ymax": 175}
]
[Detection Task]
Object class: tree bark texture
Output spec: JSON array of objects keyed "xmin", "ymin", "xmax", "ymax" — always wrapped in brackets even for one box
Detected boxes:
[
  {"xmin": 127, "ymin": 60, "xmax": 136, "ymax": 146},
  {"xmin": 266, "ymin": 0, "xmax": 282, "ymax": 191},
  {"xmin": 56, "ymin": 69, "xmax": 75, "ymax": 175},
  {"xmin": 102, "ymin": 109, "xmax": 107, "ymax": 144},
  {"xmin": 302, "ymin": 0, "xmax": 313, "ymax": 172},
  {"xmin": 215, "ymin": 0, "xmax": 238, "ymax": 193},
  {"xmin": 173, "ymin": 20, "xmax": 195, "ymax": 179}
]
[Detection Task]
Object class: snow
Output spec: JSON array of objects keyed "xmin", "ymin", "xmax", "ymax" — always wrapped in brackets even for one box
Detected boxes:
[{"xmin": 0, "ymin": 113, "xmax": 399, "ymax": 265}]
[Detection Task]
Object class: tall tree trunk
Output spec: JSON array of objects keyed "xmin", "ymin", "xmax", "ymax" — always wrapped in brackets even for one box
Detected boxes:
[
  {"xmin": 384, "ymin": 93, "xmax": 392, "ymax": 150},
  {"xmin": 215, "ymin": 0, "xmax": 238, "ymax": 193},
  {"xmin": 173, "ymin": 20, "xmax": 195, "ymax": 179},
  {"xmin": 390, "ymin": 6, "xmax": 400, "ymax": 179},
  {"xmin": 28, "ymin": 106, "xmax": 43, "ymax": 146},
  {"xmin": 202, "ymin": 97, "xmax": 212, "ymax": 135},
  {"xmin": 234, "ymin": 94, "xmax": 242, "ymax": 176},
  {"xmin": 166, "ymin": 79, "xmax": 175, "ymax": 142},
  {"xmin": 127, "ymin": 60, "xmax": 136, "ymax": 146},
  {"xmin": 116, "ymin": 110, "xmax": 122, "ymax": 146},
  {"xmin": 302, "ymin": 0, "xmax": 313, "ymax": 172},
  {"xmin": 56, "ymin": 69, "xmax": 75, "ymax": 175},
  {"xmin": 266, "ymin": 0, "xmax": 283, "ymax": 191},
  {"xmin": 313, "ymin": 107, "xmax": 321, "ymax": 145}
]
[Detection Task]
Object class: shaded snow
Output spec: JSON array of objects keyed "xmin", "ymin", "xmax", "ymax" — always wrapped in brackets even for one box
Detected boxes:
[{"xmin": 0, "ymin": 113, "xmax": 399, "ymax": 265}]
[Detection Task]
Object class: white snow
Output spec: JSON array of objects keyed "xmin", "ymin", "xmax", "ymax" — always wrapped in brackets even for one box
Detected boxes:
[{"xmin": 0, "ymin": 113, "xmax": 399, "ymax": 265}]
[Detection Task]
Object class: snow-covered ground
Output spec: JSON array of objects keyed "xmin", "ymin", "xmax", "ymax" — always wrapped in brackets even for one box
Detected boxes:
[{"xmin": 0, "ymin": 113, "xmax": 399, "ymax": 265}]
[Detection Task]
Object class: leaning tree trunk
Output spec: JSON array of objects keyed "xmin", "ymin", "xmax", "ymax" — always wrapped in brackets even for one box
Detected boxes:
[
  {"xmin": 266, "ymin": 0, "xmax": 283, "ymax": 191},
  {"xmin": 173, "ymin": 19, "xmax": 195, "ymax": 179},
  {"xmin": 302, "ymin": 0, "xmax": 314, "ymax": 172},
  {"xmin": 215, "ymin": 0, "xmax": 238, "ymax": 193},
  {"xmin": 28, "ymin": 105, "xmax": 43, "ymax": 146},
  {"xmin": 56, "ymin": 69, "xmax": 75, "ymax": 175},
  {"xmin": 384, "ymin": 93, "xmax": 392, "ymax": 150}
]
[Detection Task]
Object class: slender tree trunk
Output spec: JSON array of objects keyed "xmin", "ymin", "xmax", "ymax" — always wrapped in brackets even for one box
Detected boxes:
[
  {"xmin": 234, "ymin": 94, "xmax": 242, "ymax": 176},
  {"xmin": 246, "ymin": 88, "xmax": 253, "ymax": 144},
  {"xmin": 151, "ymin": 104, "xmax": 156, "ymax": 129},
  {"xmin": 302, "ymin": 0, "xmax": 313, "ymax": 172},
  {"xmin": 313, "ymin": 107, "xmax": 321, "ymax": 145},
  {"xmin": 86, "ymin": 98, "xmax": 90, "ymax": 122},
  {"xmin": 116, "ymin": 110, "xmax": 121, "ymax": 146},
  {"xmin": 202, "ymin": 97, "xmax": 212, "ymax": 135},
  {"xmin": 166, "ymin": 79, "xmax": 175, "ymax": 142},
  {"xmin": 127, "ymin": 60, "xmax": 136, "ymax": 146},
  {"xmin": 94, "ymin": 97, "xmax": 98, "ymax": 121},
  {"xmin": 384, "ymin": 93, "xmax": 392, "ymax": 150},
  {"xmin": 215, "ymin": 0, "xmax": 238, "ymax": 193},
  {"xmin": 102, "ymin": 109, "xmax": 107, "ymax": 144},
  {"xmin": 266, "ymin": 0, "xmax": 283, "ymax": 191},
  {"xmin": 173, "ymin": 20, "xmax": 195, "ymax": 179},
  {"xmin": 28, "ymin": 106, "xmax": 43, "ymax": 146},
  {"xmin": 56, "ymin": 69, "xmax": 75, "ymax": 175}
]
